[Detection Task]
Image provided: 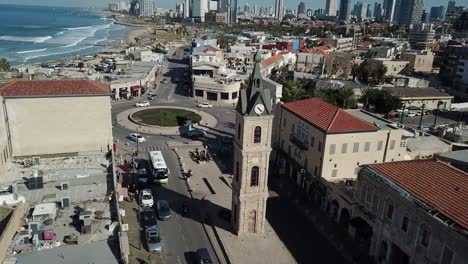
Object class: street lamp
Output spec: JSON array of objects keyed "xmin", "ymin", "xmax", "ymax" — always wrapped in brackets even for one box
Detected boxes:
[{"xmin": 418, "ymin": 103, "xmax": 425, "ymax": 128}]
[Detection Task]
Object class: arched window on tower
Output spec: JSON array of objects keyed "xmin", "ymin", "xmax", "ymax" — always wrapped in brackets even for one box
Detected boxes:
[
  {"xmin": 250, "ymin": 166, "xmax": 259, "ymax": 186},
  {"xmin": 254, "ymin": 126, "xmax": 261, "ymax": 143}
]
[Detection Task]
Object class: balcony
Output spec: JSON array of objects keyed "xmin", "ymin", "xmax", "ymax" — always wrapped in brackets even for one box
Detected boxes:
[{"xmin": 289, "ymin": 133, "xmax": 309, "ymax": 150}]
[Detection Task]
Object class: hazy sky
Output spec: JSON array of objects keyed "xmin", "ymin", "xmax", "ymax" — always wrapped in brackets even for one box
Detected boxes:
[{"xmin": 1, "ymin": 0, "xmax": 468, "ymax": 11}]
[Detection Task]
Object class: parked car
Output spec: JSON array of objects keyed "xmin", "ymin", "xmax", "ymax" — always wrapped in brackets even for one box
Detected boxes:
[
  {"xmin": 161, "ymin": 79, "xmax": 167, "ymax": 84},
  {"xmin": 417, "ymin": 126, "xmax": 430, "ymax": 132},
  {"xmin": 451, "ymin": 107, "xmax": 460, "ymax": 112},
  {"xmin": 145, "ymin": 227, "xmax": 162, "ymax": 252},
  {"xmin": 141, "ymin": 208, "xmax": 158, "ymax": 229},
  {"xmin": 156, "ymin": 200, "xmax": 171, "ymax": 220},
  {"xmin": 196, "ymin": 248, "xmax": 213, "ymax": 264},
  {"xmin": 198, "ymin": 103, "xmax": 213, "ymax": 108},
  {"xmin": 407, "ymin": 112, "xmax": 416, "ymax": 117},
  {"xmin": 138, "ymin": 168, "xmax": 150, "ymax": 184},
  {"xmin": 148, "ymin": 95, "xmax": 157, "ymax": 100},
  {"xmin": 140, "ymin": 189, "xmax": 154, "ymax": 208},
  {"xmin": 188, "ymin": 129, "xmax": 206, "ymax": 138},
  {"xmin": 129, "ymin": 133, "xmax": 146, "ymax": 143},
  {"xmin": 135, "ymin": 101, "xmax": 150, "ymax": 107}
]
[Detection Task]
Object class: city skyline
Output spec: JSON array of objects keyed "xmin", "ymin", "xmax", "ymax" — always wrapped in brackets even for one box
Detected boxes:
[{"xmin": 2, "ymin": 0, "xmax": 468, "ymax": 11}]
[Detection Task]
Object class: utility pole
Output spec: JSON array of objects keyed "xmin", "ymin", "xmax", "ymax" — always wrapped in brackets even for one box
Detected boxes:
[
  {"xmin": 433, "ymin": 101, "xmax": 443, "ymax": 126},
  {"xmin": 400, "ymin": 103, "xmax": 406, "ymax": 124},
  {"xmin": 418, "ymin": 103, "xmax": 425, "ymax": 128}
]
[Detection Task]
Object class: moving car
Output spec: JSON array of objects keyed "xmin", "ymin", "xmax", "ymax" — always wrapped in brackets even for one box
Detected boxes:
[
  {"xmin": 148, "ymin": 95, "xmax": 157, "ymax": 100},
  {"xmin": 140, "ymin": 189, "xmax": 154, "ymax": 208},
  {"xmin": 197, "ymin": 103, "xmax": 213, "ymax": 108},
  {"xmin": 141, "ymin": 208, "xmax": 158, "ymax": 229},
  {"xmin": 128, "ymin": 133, "xmax": 146, "ymax": 143},
  {"xmin": 135, "ymin": 101, "xmax": 150, "ymax": 107},
  {"xmin": 138, "ymin": 168, "xmax": 150, "ymax": 184},
  {"xmin": 146, "ymin": 227, "xmax": 162, "ymax": 252},
  {"xmin": 156, "ymin": 200, "xmax": 171, "ymax": 220},
  {"xmin": 196, "ymin": 248, "xmax": 213, "ymax": 264},
  {"xmin": 188, "ymin": 129, "xmax": 206, "ymax": 138},
  {"xmin": 161, "ymin": 79, "xmax": 167, "ymax": 84}
]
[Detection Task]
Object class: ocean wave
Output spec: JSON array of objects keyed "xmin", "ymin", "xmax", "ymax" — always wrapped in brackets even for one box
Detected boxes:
[
  {"xmin": 16, "ymin": 48, "xmax": 48, "ymax": 54},
  {"xmin": 63, "ymin": 36, "xmax": 87, "ymax": 48},
  {"xmin": 63, "ymin": 26, "xmax": 92, "ymax": 31},
  {"xmin": 24, "ymin": 45, "xmax": 93, "ymax": 62},
  {"xmin": 0, "ymin": 35, "xmax": 53, "ymax": 43},
  {"xmin": 56, "ymin": 31, "xmax": 64, "ymax": 35}
]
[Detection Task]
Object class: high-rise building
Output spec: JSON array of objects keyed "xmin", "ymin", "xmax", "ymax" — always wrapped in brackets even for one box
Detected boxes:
[
  {"xmin": 184, "ymin": 0, "xmax": 190, "ymax": 17},
  {"xmin": 140, "ymin": 0, "xmax": 155, "ymax": 17},
  {"xmin": 353, "ymin": 1, "xmax": 367, "ymax": 20},
  {"xmin": 192, "ymin": 0, "xmax": 209, "ymax": 21},
  {"xmin": 176, "ymin": 3, "xmax": 184, "ymax": 16},
  {"xmin": 408, "ymin": 23, "xmax": 435, "ymax": 50},
  {"xmin": 429, "ymin": 6, "xmax": 445, "ymax": 21},
  {"xmin": 230, "ymin": 0, "xmax": 238, "ymax": 23},
  {"xmin": 338, "ymin": 0, "xmax": 351, "ymax": 21},
  {"xmin": 374, "ymin": 2, "xmax": 382, "ymax": 20},
  {"xmin": 447, "ymin": 0, "xmax": 456, "ymax": 14},
  {"xmin": 384, "ymin": 0, "xmax": 396, "ymax": 22},
  {"xmin": 325, "ymin": 0, "xmax": 337, "ymax": 16},
  {"xmin": 398, "ymin": 0, "xmax": 424, "ymax": 25},
  {"xmin": 298, "ymin": 2, "xmax": 306, "ymax": 15},
  {"xmin": 244, "ymin": 3, "xmax": 250, "ymax": 15},
  {"xmin": 366, "ymin": 4, "xmax": 372, "ymax": 18},
  {"xmin": 275, "ymin": 0, "xmax": 284, "ymax": 20}
]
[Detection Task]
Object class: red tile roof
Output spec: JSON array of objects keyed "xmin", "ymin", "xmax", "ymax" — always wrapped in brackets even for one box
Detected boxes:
[
  {"xmin": 367, "ymin": 160, "xmax": 468, "ymax": 230},
  {"xmin": 0, "ymin": 80, "xmax": 110, "ymax": 97},
  {"xmin": 206, "ymin": 45, "xmax": 220, "ymax": 52},
  {"xmin": 282, "ymin": 98, "xmax": 378, "ymax": 133},
  {"xmin": 261, "ymin": 53, "xmax": 285, "ymax": 68}
]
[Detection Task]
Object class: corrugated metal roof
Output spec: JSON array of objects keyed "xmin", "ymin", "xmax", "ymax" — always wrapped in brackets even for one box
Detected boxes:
[
  {"xmin": 282, "ymin": 98, "xmax": 378, "ymax": 133},
  {"xmin": 367, "ymin": 160, "xmax": 468, "ymax": 230}
]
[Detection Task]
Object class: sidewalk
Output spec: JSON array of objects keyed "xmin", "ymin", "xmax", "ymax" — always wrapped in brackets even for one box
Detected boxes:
[
  {"xmin": 116, "ymin": 106, "xmax": 218, "ymax": 135},
  {"xmin": 171, "ymin": 145, "xmax": 296, "ymax": 264}
]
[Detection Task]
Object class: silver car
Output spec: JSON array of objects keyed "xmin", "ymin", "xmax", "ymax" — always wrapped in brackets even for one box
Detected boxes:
[{"xmin": 146, "ymin": 227, "xmax": 162, "ymax": 252}]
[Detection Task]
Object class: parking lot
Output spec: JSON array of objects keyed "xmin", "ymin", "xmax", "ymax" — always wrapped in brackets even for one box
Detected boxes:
[{"xmin": 391, "ymin": 110, "xmax": 466, "ymax": 129}]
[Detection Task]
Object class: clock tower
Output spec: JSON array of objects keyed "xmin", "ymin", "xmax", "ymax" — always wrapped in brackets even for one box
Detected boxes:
[{"xmin": 231, "ymin": 52, "xmax": 274, "ymax": 236}]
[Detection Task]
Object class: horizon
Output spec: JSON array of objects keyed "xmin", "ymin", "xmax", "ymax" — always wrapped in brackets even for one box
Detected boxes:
[{"xmin": 2, "ymin": 0, "xmax": 468, "ymax": 12}]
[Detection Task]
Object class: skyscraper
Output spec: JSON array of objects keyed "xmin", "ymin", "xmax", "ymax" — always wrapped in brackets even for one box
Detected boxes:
[
  {"xmin": 429, "ymin": 6, "xmax": 445, "ymax": 21},
  {"xmin": 374, "ymin": 2, "xmax": 382, "ymax": 20},
  {"xmin": 230, "ymin": 0, "xmax": 238, "ymax": 23},
  {"xmin": 338, "ymin": 0, "xmax": 351, "ymax": 21},
  {"xmin": 366, "ymin": 4, "xmax": 372, "ymax": 18},
  {"xmin": 398, "ymin": 0, "xmax": 424, "ymax": 25},
  {"xmin": 447, "ymin": 0, "xmax": 456, "ymax": 14},
  {"xmin": 298, "ymin": 2, "xmax": 306, "ymax": 15},
  {"xmin": 192, "ymin": 0, "xmax": 208, "ymax": 21},
  {"xmin": 325, "ymin": 0, "xmax": 337, "ymax": 16},
  {"xmin": 140, "ymin": 0, "xmax": 154, "ymax": 17},
  {"xmin": 384, "ymin": 0, "xmax": 396, "ymax": 22},
  {"xmin": 275, "ymin": 0, "xmax": 284, "ymax": 20},
  {"xmin": 184, "ymin": 0, "xmax": 190, "ymax": 17}
]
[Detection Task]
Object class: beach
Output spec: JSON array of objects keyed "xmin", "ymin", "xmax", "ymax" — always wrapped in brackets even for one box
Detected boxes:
[{"xmin": 126, "ymin": 27, "xmax": 151, "ymax": 43}]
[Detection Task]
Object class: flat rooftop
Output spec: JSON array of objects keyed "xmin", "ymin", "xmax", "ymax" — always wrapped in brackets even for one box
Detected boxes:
[{"xmin": 347, "ymin": 109, "xmax": 400, "ymax": 131}]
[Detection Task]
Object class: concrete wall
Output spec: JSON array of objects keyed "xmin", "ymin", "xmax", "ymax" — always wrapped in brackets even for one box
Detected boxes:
[
  {"xmin": 5, "ymin": 96, "xmax": 113, "ymax": 157},
  {"xmin": 0, "ymin": 204, "xmax": 27, "ymax": 263},
  {"xmin": 400, "ymin": 51, "xmax": 434, "ymax": 73},
  {"xmin": 0, "ymin": 97, "xmax": 12, "ymax": 179}
]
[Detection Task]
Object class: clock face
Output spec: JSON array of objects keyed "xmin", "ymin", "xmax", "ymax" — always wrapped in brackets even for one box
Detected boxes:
[{"xmin": 254, "ymin": 104, "xmax": 265, "ymax": 115}]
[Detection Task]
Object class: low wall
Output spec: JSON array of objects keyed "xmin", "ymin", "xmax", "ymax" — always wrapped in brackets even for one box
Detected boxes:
[{"xmin": 0, "ymin": 204, "xmax": 27, "ymax": 263}]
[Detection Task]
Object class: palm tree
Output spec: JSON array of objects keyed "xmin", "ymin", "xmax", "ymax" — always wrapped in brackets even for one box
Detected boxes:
[{"xmin": 0, "ymin": 58, "xmax": 10, "ymax": 72}]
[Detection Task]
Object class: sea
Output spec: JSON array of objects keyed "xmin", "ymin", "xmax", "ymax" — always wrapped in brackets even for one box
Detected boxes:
[{"xmin": 0, "ymin": 4, "xmax": 132, "ymax": 66}]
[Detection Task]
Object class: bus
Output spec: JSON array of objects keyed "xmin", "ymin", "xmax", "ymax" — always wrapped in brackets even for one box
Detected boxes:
[{"xmin": 148, "ymin": 151, "xmax": 170, "ymax": 184}]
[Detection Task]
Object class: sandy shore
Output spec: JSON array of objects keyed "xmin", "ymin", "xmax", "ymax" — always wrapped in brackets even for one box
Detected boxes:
[{"xmin": 126, "ymin": 27, "xmax": 151, "ymax": 44}]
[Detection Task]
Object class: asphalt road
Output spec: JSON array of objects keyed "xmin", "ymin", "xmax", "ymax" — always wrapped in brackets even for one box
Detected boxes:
[{"xmin": 112, "ymin": 47, "xmax": 220, "ymax": 264}]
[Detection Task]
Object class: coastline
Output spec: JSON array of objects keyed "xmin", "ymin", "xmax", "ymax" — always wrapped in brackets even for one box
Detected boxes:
[{"xmin": 126, "ymin": 27, "xmax": 150, "ymax": 44}]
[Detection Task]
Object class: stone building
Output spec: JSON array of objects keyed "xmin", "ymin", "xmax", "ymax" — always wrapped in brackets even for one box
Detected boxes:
[
  {"xmin": 0, "ymin": 80, "xmax": 113, "ymax": 157},
  {"xmin": 400, "ymin": 50, "xmax": 434, "ymax": 73},
  {"xmin": 231, "ymin": 52, "xmax": 275, "ymax": 236},
  {"xmin": 352, "ymin": 160, "xmax": 468, "ymax": 264}
]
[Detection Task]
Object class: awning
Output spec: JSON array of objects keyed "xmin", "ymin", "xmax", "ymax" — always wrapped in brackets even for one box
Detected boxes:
[{"xmin": 131, "ymin": 85, "xmax": 141, "ymax": 91}]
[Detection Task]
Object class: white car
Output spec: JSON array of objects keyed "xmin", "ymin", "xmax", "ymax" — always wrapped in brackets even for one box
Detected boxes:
[
  {"xmin": 140, "ymin": 189, "xmax": 154, "ymax": 208},
  {"xmin": 407, "ymin": 112, "xmax": 416, "ymax": 117},
  {"xmin": 198, "ymin": 103, "xmax": 213, "ymax": 108},
  {"xmin": 129, "ymin": 133, "xmax": 146, "ymax": 143},
  {"xmin": 136, "ymin": 101, "xmax": 150, "ymax": 107}
]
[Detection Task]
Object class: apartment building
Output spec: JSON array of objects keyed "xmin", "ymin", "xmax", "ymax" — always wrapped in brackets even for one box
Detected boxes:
[
  {"xmin": 273, "ymin": 98, "xmax": 406, "ymax": 218},
  {"xmin": 352, "ymin": 160, "xmax": 467, "ymax": 264},
  {"xmin": 324, "ymin": 36, "xmax": 354, "ymax": 52},
  {"xmin": 408, "ymin": 23, "xmax": 435, "ymax": 50},
  {"xmin": 439, "ymin": 44, "xmax": 468, "ymax": 101},
  {"xmin": 400, "ymin": 50, "xmax": 434, "ymax": 73}
]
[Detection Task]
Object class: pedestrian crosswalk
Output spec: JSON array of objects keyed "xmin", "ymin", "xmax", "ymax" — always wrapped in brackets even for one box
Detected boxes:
[{"xmin": 140, "ymin": 145, "xmax": 169, "ymax": 151}]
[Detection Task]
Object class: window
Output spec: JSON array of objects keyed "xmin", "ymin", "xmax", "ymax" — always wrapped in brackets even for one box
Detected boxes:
[
  {"xmin": 401, "ymin": 216, "xmax": 409, "ymax": 232},
  {"xmin": 235, "ymin": 162, "xmax": 239, "ymax": 182},
  {"xmin": 353, "ymin": 142, "xmax": 359, "ymax": 153},
  {"xmin": 386, "ymin": 202, "xmax": 394, "ymax": 220},
  {"xmin": 390, "ymin": 140, "xmax": 396, "ymax": 150},
  {"xmin": 195, "ymin": 89, "xmax": 204, "ymax": 97},
  {"xmin": 365, "ymin": 186, "xmax": 372, "ymax": 208},
  {"xmin": 331, "ymin": 169, "xmax": 338, "ymax": 178},
  {"xmin": 237, "ymin": 124, "xmax": 241, "ymax": 140},
  {"xmin": 419, "ymin": 224, "xmax": 431, "ymax": 248},
  {"xmin": 221, "ymin": 92, "xmax": 229, "ymax": 100},
  {"xmin": 377, "ymin": 141, "xmax": 383, "ymax": 151},
  {"xmin": 364, "ymin": 142, "xmax": 371, "ymax": 152},
  {"xmin": 291, "ymin": 124, "xmax": 295, "ymax": 133},
  {"xmin": 440, "ymin": 246, "xmax": 455, "ymax": 264},
  {"xmin": 329, "ymin": 144, "xmax": 336, "ymax": 155},
  {"xmin": 400, "ymin": 140, "xmax": 406, "ymax": 147},
  {"xmin": 250, "ymin": 166, "xmax": 259, "ymax": 186},
  {"xmin": 232, "ymin": 91, "xmax": 238, "ymax": 99},
  {"xmin": 207, "ymin": 92, "xmax": 217, "ymax": 101},
  {"xmin": 310, "ymin": 136, "xmax": 315, "ymax": 147},
  {"xmin": 318, "ymin": 141, "xmax": 322, "ymax": 152},
  {"xmin": 341, "ymin": 143, "xmax": 348, "ymax": 154},
  {"xmin": 283, "ymin": 119, "xmax": 286, "ymax": 127},
  {"xmin": 253, "ymin": 126, "xmax": 261, "ymax": 143}
]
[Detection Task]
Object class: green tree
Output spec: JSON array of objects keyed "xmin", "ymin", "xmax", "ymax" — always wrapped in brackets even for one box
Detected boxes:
[
  {"xmin": 360, "ymin": 88, "xmax": 402, "ymax": 115},
  {"xmin": 0, "ymin": 58, "xmax": 10, "ymax": 72},
  {"xmin": 282, "ymin": 80, "xmax": 309, "ymax": 103},
  {"xmin": 318, "ymin": 87, "xmax": 356, "ymax": 109}
]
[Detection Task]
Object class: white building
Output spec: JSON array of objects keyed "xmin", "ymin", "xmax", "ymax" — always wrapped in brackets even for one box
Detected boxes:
[{"xmin": 192, "ymin": 0, "xmax": 209, "ymax": 21}]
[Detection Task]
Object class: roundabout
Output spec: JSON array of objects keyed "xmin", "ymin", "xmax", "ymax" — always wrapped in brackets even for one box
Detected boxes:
[{"xmin": 116, "ymin": 106, "xmax": 218, "ymax": 135}]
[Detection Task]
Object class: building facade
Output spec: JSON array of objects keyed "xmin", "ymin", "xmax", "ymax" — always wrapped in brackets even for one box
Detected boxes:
[
  {"xmin": 400, "ymin": 50, "xmax": 434, "ymax": 73},
  {"xmin": 0, "ymin": 80, "xmax": 112, "ymax": 157},
  {"xmin": 231, "ymin": 52, "xmax": 274, "ymax": 236},
  {"xmin": 205, "ymin": 11, "xmax": 228, "ymax": 23},
  {"xmin": 352, "ymin": 160, "xmax": 468, "ymax": 264},
  {"xmin": 325, "ymin": 0, "xmax": 337, "ymax": 17},
  {"xmin": 274, "ymin": 0, "xmax": 284, "ymax": 20},
  {"xmin": 338, "ymin": 0, "xmax": 351, "ymax": 21},
  {"xmin": 439, "ymin": 44, "xmax": 468, "ymax": 101},
  {"xmin": 408, "ymin": 23, "xmax": 435, "ymax": 50},
  {"xmin": 0, "ymin": 94, "xmax": 12, "ymax": 179}
]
